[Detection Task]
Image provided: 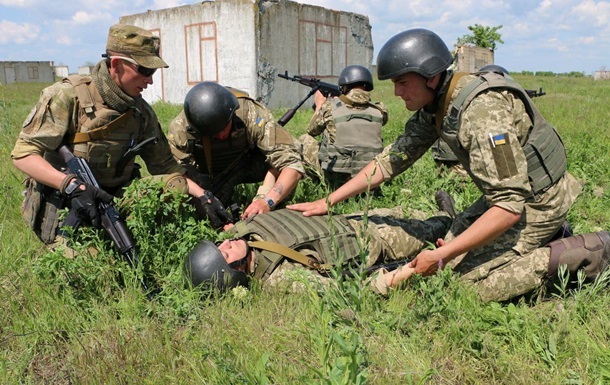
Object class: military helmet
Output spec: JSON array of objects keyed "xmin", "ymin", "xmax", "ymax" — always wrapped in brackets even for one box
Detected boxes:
[
  {"xmin": 183, "ymin": 82, "xmax": 239, "ymax": 136},
  {"xmin": 479, "ymin": 64, "xmax": 509, "ymax": 74},
  {"xmin": 338, "ymin": 65, "xmax": 374, "ymax": 91},
  {"xmin": 183, "ymin": 240, "xmax": 249, "ymax": 291},
  {"xmin": 377, "ymin": 28, "xmax": 453, "ymax": 80}
]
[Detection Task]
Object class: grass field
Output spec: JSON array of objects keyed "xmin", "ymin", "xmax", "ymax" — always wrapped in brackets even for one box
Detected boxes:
[{"xmin": 1, "ymin": 74, "xmax": 610, "ymax": 384}]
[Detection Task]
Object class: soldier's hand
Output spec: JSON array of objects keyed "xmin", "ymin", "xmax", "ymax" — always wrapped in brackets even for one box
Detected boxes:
[
  {"xmin": 199, "ymin": 191, "xmax": 232, "ymax": 229},
  {"xmin": 241, "ymin": 198, "xmax": 272, "ymax": 220},
  {"xmin": 410, "ymin": 249, "xmax": 445, "ymax": 276},
  {"xmin": 286, "ymin": 198, "xmax": 328, "ymax": 217},
  {"xmin": 66, "ymin": 182, "xmax": 113, "ymax": 228}
]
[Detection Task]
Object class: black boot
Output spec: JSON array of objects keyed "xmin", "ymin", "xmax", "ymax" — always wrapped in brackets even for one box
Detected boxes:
[
  {"xmin": 434, "ymin": 190, "xmax": 456, "ymax": 218},
  {"xmin": 546, "ymin": 231, "xmax": 610, "ymax": 280}
]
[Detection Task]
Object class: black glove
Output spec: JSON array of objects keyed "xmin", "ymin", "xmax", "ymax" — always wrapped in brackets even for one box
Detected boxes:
[
  {"xmin": 65, "ymin": 181, "xmax": 114, "ymax": 228},
  {"xmin": 199, "ymin": 191, "xmax": 233, "ymax": 229}
]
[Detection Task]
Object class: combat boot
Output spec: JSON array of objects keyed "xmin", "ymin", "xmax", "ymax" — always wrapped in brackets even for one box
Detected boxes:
[
  {"xmin": 434, "ymin": 190, "xmax": 456, "ymax": 218},
  {"xmin": 546, "ymin": 231, "xmax": 610, "ymax": 280}
]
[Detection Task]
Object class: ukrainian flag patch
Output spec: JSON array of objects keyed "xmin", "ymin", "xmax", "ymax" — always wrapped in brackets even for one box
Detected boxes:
[
  {"xmin": 256, "ymin": 117, "xmax": 264, "ymax": 127},
  {"xmin": 493, "ymin": 133, "xmax": 506, "ymax": 145}
]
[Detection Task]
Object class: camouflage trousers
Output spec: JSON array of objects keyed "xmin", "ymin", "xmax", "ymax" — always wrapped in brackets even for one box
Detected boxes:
[{"xmin": 445, "ymin": 196, "xmax": 566, "ymax": 302}]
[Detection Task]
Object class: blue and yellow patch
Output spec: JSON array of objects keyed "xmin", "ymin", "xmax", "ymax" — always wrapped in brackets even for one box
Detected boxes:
[
  {"xmin": 488, "ymin": 133, "xmax": 507, "ymax": 148},
  {"xmin": 256, "ymin": 117, "xmax": 265, "ymax": 127}
]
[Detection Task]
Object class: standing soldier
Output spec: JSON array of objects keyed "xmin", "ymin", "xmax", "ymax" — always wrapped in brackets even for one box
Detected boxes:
[
  {"xmin": 168, "ymin": 82, "xmax": 305, "ymax": 219},
  {"xmin": 289, "ymin": 29, "xmax": 609, "ymax": 302},
  {"xmin": 12, "ymin": 23, "xmax": 232, "ymax": 247},
  {"xmin": 300, "ymin": 65, "xmax": 388, "ymax": 189}
]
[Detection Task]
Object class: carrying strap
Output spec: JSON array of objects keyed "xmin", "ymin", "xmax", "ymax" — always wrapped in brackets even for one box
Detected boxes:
[
  {"xmin": 201, "ymin": 136, "xmax": 213, "ymax": 175},
  {"xmin": 248, "ymin": 240, "xmax": 332, "ymax": 271},
  {"xmin": 70, "ymin": 109, "xmax": 135, "ymax": 144},
  {"xmin": 435, "ymin": 72, "xmax": 469, "ymax": 132}
]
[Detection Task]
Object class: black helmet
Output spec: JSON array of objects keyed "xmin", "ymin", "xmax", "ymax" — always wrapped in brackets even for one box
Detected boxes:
[
  {"xmin": 183, "ymin": 240, "xmax": 249, "ymax": 291},
  {"xmin": 377, "ymin": 28, "xmax": 453, "ymax": 80},
  {"xmin": 183, "ymin": 82, "xmax": 239, "ymax": 136},
  {"xmin": 338, "ymin": 65, "xmax": 374, "ymax": 91},
  {"xmin": 478, "ymin": 64, "xmax": 509, "ymax": 74}
]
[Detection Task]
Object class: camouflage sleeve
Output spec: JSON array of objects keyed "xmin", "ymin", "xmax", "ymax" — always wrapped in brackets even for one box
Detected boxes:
[
  {"xmin": 459, "ymin": 90, "xmax": 532, "ymax": 214},
  {"xmin": 264, "ymin": 260, "xmax": 334, "ymax": 292},
  {"xmin": 138, "ymin": 104, "xmax": 186, "ymax": 176},
  {"xmin": 167, "ymin": 109, "xmax": 196, "ymax": 165},
  {"xmin": 374, "ymin": 110, "xmax": 438, "ymax": 181},
  {"xmin": 11, "ymin": 82, "xmax": 78, "ymax": 159},
  {"xmin": 306, "ymin": 98, "xmax": 333, "ymax": 137},
  {"xmin": 374, "ymin": 101, "xmax": 389, "ymax": 126},
  {"xmin": 244, "ymin": 99, "xmax": 305, "ymax": 174}
]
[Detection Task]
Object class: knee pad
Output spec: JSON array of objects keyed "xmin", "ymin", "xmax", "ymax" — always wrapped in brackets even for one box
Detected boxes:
[{"xmin": 164, "ymin": 173, "xmax": 189, "ymax": 194}]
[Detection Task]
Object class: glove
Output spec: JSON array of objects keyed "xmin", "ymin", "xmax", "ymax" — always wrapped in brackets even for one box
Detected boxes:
[
  {"xmin": 65, "ymin": 181, "xmax": 114, "ymax": 228},
  {"xmin": 199, "ymin": 191, "xmax": 233, "ymax": 229}
]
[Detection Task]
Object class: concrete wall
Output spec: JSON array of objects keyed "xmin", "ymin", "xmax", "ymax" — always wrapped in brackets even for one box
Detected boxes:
[
  {"xmin": 120, "ymin": 0, "xmax": 372, "ymax": 109},
  {"xmin": 77, "ymin": 66, "xmax": 95, "ymax": 75},
  {"xmin": 1, "ymin": 61, "xmax": 55, "ymax": 85},
  {"xmin": 53, "ymin": 65, "xmax": 70, "ymax": 78},
  {"xmin": 455, "ymin": 45, "xmax": 494, "ymax": 73},
  {"xmin": 594, "ymin": 71, "xmax": 610, "ymax": 80}
]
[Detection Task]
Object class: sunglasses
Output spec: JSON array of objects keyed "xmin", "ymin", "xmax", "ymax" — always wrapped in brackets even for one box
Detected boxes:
[{"xmin": 110, "ymin": 56, "xmax": 157, "ymax": 77}]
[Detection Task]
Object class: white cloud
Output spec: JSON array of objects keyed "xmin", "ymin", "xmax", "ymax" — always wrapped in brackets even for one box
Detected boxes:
[
  {"xmin": 0, "ymin": 20, "xmax": 39, "ymax": 44},
  {"xmin": 71, "ymin": 10, "xmax": 113, "ymax": 24}
]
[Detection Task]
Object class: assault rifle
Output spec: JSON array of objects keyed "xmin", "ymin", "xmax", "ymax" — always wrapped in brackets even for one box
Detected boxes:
[
  {"xmin": 58, "ymin": 145, "xmax": 149, "ymax": 295},
  {"xmin": 525, "ymin": 87, "xmax": 546, "ymax": 98},
  {"xmin": 277, "ymin": 71, "xmax": 342, "ymax": 126}
]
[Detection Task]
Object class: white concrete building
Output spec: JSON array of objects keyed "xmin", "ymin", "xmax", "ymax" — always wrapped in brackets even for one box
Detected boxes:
[
  {"xmin": 120, "ymin": 0, "xmax": 373, "ymax": 109},
  {"xmin": 53, "ymin": 65, "xmax": 70, "ymax": 79},
  {"xmin": 0, "ymin": 61, "xmax": 55, "ymax": 85}
]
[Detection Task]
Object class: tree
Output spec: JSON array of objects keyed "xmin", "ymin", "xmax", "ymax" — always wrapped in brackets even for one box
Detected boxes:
[{"xmin": 456, "ymin": 24, "xmax": 504, "ymax": 51}]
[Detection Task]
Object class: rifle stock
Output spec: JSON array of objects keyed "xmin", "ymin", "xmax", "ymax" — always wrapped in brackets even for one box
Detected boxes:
[
  {"xmin": 58, "ymin": 145, "xmax": 149, "ymax": 294},
  {"xmin": 277, "ymin": 71, "xmax": 341, "ymax": 126}
]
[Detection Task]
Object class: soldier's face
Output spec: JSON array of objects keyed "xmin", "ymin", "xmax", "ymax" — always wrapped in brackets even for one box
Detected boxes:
[
  {"xmin": 217, "ymin": 238, "xmax": 249, "ymax": 268},
  {"xmin": 212, "ymin": 121, "xmax": 232, "ymax": 140},
  {"xmin": 392, "ymin": 72, "xmax": 437, "ymax": 111},
  {"xmin": 110, "ymin": 57, "xmax": 154, "ymax": 98}
]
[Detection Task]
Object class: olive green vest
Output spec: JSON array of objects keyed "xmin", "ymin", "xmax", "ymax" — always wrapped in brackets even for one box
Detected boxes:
[
  {"xmin": 441, "ymin": 71, "xmax": 566, "ymax": 195},
  {"xmin": 232, "ymin": 210, "xmax": 362, "ymax": 281},
  {"xmin": 318, "ymin": 98, "xmax": 384, "ymax": 176},
  {"xmin": 43, "ymin": 75, "xmax": 141, "ymax": 189}
]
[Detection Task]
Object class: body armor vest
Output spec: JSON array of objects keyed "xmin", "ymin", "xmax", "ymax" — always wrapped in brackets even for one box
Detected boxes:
[
  {"xmin": 186, "ymin": 92, "xmax": 255, "ymax": 179},
  {"xmin": 44, "ymin": 75, "xmax": 142, "ymax": 189},
  {"xmin": 232, "ymin": 210, "xmax": 362, "ymax": 281},
  {"xmin": 319, "ymin": 98, "xmax": 384, "ymax": 176},
  {"xmin": 441, "ymin": 72, "xmax": 566, "ymax": 195}
]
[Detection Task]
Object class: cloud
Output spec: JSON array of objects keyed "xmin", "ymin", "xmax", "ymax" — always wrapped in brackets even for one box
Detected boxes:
[
  {"xmin": 71, "ymin": 10, "xmax": 113, "ymax": 24},
  {"xmin": 0, "ymin": 20, "xmax": 39, "ymax": 44}
]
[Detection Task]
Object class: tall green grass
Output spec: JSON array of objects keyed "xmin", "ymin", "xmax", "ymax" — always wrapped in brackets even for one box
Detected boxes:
[{"xmin": 1, "ymin": 75, "xmax": 610, "ymax": 384}]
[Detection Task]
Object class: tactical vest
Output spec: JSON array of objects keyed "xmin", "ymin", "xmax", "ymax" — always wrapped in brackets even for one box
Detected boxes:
[
  {"xmin": 440, "ymin": 71, "xmax": 566, "ymax": 195},
  {"xmin": 43, "ymin": 75, "xmax": 142, "ymax": 189},
  {"xmin": 186, "ymin": 90, "xmax": 255, "ymax": 178},
  {"xmin": 318, "ymin": 98, "xmax": 384, "ymax": 176},
  {"xmin": 232, "ymin": 210, "xmax": 362, "ymax": 281}
]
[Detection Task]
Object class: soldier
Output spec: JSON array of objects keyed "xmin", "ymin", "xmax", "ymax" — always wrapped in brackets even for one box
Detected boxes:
[
  {"xmin": 300, "ymin": 65, "xmax": 389, "ymax": 189},
  {"xmin": 288, "ymin": 28, "xmax": 610, "ymax": 302},
  {"xmin": 167, "ymin": 82, "xmax": 305, "ymax": 220},
  {"xmin": 12, "ymin": 23, "xmax": 233, "ymax": 247},
  {"xmin": 183, "ymin": 208, "xmax": 451, "ymax": 292}
]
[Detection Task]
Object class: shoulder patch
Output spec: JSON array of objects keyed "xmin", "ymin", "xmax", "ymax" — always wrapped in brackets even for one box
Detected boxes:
[{"xmin": 22, "ymin": 106, "xmax": 38, "ymax": 128}]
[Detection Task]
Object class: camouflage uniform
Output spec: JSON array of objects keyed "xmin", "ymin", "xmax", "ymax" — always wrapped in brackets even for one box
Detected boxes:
[
  {"xmin": 374, "ymin": 71, "xmax": 582, "ymax": 301},
  {"xmin": 300, "ymin": 88, "xmax": 388, "ymax": 188},
  {"xmin": 168, "ymin": 96, "xmax": 304, "ymax": 205},
  {"xmin": 227, "ymin": 208, "xmax": 450, "ymax": 292},
  {"xmin": 12, "ymin": 60, "xmax": 187, "ymax": 244}
]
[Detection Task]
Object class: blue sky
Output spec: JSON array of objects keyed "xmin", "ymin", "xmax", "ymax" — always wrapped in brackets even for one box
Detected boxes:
[{"xmin": 1, "ymin": 0, "xmax": 608, "ymax": 75}]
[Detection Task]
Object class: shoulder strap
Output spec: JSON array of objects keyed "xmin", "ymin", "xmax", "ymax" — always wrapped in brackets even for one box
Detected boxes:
[
  {"xmin": 436, "ymin": 72, "xmax": 469, "ymax": 132},
  {"xmin": 248, "ymin": 240, "xmax": 332, "ymax": 271}
]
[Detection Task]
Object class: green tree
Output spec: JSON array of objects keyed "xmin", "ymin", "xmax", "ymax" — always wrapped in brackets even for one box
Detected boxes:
[{"xmin": 457, "ymin": 24, "xmax": 504, "ymax": 51}]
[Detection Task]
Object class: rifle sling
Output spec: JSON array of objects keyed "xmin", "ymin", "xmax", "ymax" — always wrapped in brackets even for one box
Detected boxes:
[
  {"xmin": 248, "ymin": 240, "xmax": 332, "ymax": 271},
  {"xmin": 71, "ymin": 109, "xmax": 135, "ymax": 144},
  {"xmin": 201, "ymin": 136, "xmax": 213, "ymax": 176}
]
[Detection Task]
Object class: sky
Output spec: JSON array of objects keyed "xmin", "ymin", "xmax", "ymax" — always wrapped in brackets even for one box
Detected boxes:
[{"xmin": 0, "ymin": 0, "xmax": 608, "ymax": 75}]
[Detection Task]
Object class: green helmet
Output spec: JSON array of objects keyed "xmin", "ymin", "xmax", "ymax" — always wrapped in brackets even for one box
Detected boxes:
[
  {"xmin": 376, "ymin": 28, "xmax": 453, "ymax": 80},
  {"xmin": 183, "ymin": 240, "xmax": 249, "ymax": 291},
  {"xmin": 338, "ymin": 65, "xmax": 374, "ymax": 91},
  {"xmin": 183, "ymin": 82, "xmax": 239, "ymax": 136}
]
